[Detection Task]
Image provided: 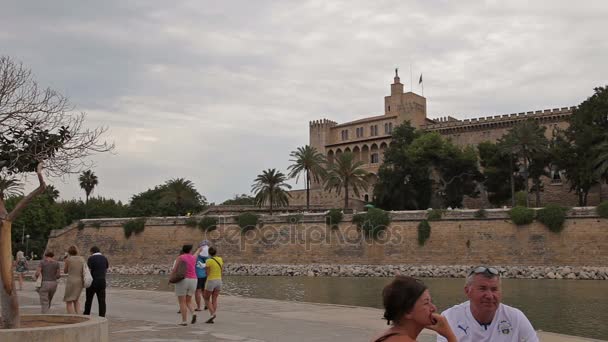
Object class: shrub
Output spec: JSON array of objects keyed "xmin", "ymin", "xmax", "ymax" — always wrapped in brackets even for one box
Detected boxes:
[
  {"xmin": 537, "ymin": 204, "xmax": 568, "ymax": 233},
  {"xmin": 123, "ymin": 218, "xmax": 146, "ymax": 238},
  {"xmin": 286, "ymin": 213, "xmax": 303, "ymax": 224},
  {"xmin": 198, "ymin": 216, "xmax": 218, "ymax": 232},
  {"xmin": 427, "ymin": 209, "xmax": 443, "ymax": 221},
  {"xmin": 325, "ymin": 209, "xmax": 343, "ymax": 229},
  {"xmin": 77, "ymin": 221, "xmax": 85, "ymax": 230},
  {"xmin": 597, "ymin": 201, "xmax": 608, "ymax": 218},
  {"xmin": 353, "ymin": 208, "xmax": 391, "ymax": 238},
  {"xmin": 474, "ymin": 209, "xmax": 487, "ymax": 218},
  {"xmin": 237, "ymin": 212, "xmax": 259, "ymax": 233},
  {"xmin": 509, "ymin": 206, "xmax": 535, "ymax": 225},
  {"xmin": 185, "ymin": 217, "xmax": 198, "ymax": 228},
  {"xmin": 418, "ymin": 220, "xmax": 431, "ymax": 246},
  {"xmin": 92, "ymin": 222, "xmax": 101, "ymax": 229}
]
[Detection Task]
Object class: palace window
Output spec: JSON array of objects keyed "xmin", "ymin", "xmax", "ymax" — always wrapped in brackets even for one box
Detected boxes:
[
  {"xmin": 356, "ymin": 127, "xmax": 364, "ymax": 138},
  {"xmin": 385, "ymin": 122, "xmax": 393, "ymax": 134},
  {"xmin": 370, "ymin": 125, "xmax": 378, "ymax": 136},
  {"xmin": 341, "ymin": 129, "xmax": 349, "ymax": 141},
  {"xmin": 550, "ymin": 167, "xmax": 564, "ymax": 184},
  {"xmin": 371, "ymin": 153, "xmax": 379, "ymax": 164}
]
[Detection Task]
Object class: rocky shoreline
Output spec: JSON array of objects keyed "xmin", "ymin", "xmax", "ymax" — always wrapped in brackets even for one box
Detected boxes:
[{"xmin": 108, "ymin": 263, "xmax": 608, "ymax": 280}]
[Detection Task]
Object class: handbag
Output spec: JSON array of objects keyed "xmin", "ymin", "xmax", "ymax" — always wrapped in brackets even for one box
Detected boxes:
[
  {"xmin": 35, "ymin": 274, "xmax": 42, "ymax": 289},
  {"xmin": 169, "ymin": 259, "xmax": 187, "ymax": 284},
  {"xmin": 83, "ymin": 262, "xmax": 93, "ymax": 288}
]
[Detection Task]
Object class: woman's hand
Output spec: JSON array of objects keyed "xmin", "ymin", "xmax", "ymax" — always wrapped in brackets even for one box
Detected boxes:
[{"xmin": 426, "ymin": 313, "xmax": 457, "ymax": 342}]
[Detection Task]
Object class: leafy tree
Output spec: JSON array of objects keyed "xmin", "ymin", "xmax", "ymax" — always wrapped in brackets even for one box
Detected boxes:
[
  {"xmin": 251, "ymin": 169, "xmax": 292, "ymax": 215},
  {"xmin": 43, "ymin": 184, "xmax": 60, "ymax": 202},
  {"xmin": 0, "ymin": 177, "xmax": 23, "ymax": 199},
  {"xmin": 160, "ymin": 178, "xmax": 206, "ymax": 216},
  {"xmin": 128, "ymin": 185, "xmax": 166, "ymax": 217},
  {"xmin": 0, "ymin": 56, "xmax": 112, "ymax": 327},
  {"xmin": 78, "ymin": 170, "xmax": 98, "ymax": 218},
  {"xmin": 221, "ymin": 194, "xmax": 255, "ymax": 205},
  {"xmin": 552, "ymin": 86, "xmax": 608, "ymax": 206},
  {"xmin": 478, "ymin": 142, "xmax": 525, "ymax": 207},
  {"xmin": 499, "ymin": 119, "xmax": 549, "ymax": 207},
  {"xmin": 324, "ymin": 152, "xmax": 369, "ymax": 209},
  {"xmin": 287, "ymin": 145, "xmax": 327, "ymax": 210},
  {"xmin": 374, "ymin": 122, "xmax": 430, "ymax": 210},
  {"xmin": 58, "ymin": 197, "xmax": 128, "ymax": 223}
]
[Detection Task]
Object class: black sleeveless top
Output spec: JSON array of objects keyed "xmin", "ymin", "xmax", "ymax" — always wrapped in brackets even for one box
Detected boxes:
[{"xmin": 374, "ymin": 332, "xmax": 403, "ymax": 342}]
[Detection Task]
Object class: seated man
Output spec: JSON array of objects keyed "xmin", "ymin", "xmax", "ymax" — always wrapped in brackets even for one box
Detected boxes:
[{"xmin": 437, "ymin": 266, "xmax": 538, "ymax": 342}]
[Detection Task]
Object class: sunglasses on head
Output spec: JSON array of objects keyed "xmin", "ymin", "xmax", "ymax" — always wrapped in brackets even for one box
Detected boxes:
[{"xmin": 469, "ymin": 266, "xmax": 499, "ymax": 276}]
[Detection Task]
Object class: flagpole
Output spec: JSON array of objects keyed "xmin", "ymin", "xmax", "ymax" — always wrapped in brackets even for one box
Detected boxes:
[{"xmin": 410, "ymin": 64, "xmax": 413, "ymax": 92}]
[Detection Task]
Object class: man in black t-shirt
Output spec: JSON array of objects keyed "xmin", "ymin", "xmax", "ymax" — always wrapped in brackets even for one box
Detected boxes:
[{"xmin": 83, "ymin": 246, "xmax": 109, "ymax": 317}]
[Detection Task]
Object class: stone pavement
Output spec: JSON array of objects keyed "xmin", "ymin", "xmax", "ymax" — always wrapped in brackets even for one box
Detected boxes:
[{"xmin": 15, "ymin": 281, "xmax": 604, "ymax": 342}]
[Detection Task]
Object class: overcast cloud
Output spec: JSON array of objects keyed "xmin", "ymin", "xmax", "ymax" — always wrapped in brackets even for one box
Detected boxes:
[{"xmin": 2, "ymin": 0, "xmax": 607, "ymax": 204}]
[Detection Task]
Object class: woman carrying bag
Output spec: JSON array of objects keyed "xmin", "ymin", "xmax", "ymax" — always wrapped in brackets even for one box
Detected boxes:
[
  {"xmin": 170, "ymin": 244, "xmax": 200, "ymax": 326},
  {"xmin": 35, "ymin": 251, "xmax": 61, "ymax": 313}
]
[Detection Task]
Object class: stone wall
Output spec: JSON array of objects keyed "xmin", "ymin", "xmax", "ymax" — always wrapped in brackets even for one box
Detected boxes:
[{"xmin": 46, "ymin": 208, "xmax": 608, "ymax": 267}]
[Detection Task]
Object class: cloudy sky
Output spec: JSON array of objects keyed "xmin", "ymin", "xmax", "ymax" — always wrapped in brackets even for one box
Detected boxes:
[{"xmin": 2, "ymin": 0, "xmax": 607, "ymax": 204}]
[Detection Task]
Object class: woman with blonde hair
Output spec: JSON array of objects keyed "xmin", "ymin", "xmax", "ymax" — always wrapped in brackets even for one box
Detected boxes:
[
  {"xmin": 14, "ymin": 250, "xmax": 28, "ymax": 291},
  {"xmin": 63, "ymin": 245, "xmax": 85, "ymax": 314}
]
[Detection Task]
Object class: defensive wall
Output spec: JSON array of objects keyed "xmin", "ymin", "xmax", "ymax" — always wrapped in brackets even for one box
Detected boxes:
[{"xmin": 46, "ymin": 208, "xmax": 607, "ymax": 267}]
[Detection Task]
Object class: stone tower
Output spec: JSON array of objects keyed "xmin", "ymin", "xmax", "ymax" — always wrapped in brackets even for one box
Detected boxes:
[{"xmin": 384, "ymin": 68, "xmax": 427, "ymax": 127}]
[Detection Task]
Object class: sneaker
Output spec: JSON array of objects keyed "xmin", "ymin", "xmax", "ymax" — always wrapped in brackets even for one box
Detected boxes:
[
  {"xmin": 178, "ymin": 322, "xmax": 187, "ymax": 326},
  {"xmin": 191, "ymin": 314, "xmax": 197, "ymax": 324}
]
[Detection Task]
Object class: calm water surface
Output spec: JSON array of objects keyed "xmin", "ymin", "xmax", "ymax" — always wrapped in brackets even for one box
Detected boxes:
[{"xmin": 108, "ymin": 275, "xmax": 608, "ymax": 340}]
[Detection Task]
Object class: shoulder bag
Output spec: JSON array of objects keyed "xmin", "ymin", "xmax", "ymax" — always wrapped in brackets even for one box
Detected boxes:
[
  {"xmin": 169, "ymin": 259, "xmax": 187, "ymax": 284},
  {"xmin": 83, "ymin": 258, "xmax": 93, "ymax": 288}
]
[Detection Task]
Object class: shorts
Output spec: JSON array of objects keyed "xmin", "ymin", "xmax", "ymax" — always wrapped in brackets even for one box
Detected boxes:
[
  {"xmin": 205, "ymin": 279, "xmax": 222, "ymax": 292},
  {"xmin": 196, "ymin": 277, "xmax": 207, "ymax": 289},
  {"xmin": 174, "ymin": 278, "xmax": 197, "ymax": 296}
]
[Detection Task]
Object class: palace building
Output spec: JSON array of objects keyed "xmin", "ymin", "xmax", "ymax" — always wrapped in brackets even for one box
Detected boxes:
[{"xmin": 288, "ymin": 71, "xmax": 605, "ymax": 209}]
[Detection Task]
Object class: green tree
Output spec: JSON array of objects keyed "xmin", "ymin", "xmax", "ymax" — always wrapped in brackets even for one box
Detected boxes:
[
  {"xmin": 43, "ymin": 184, "xmax": 60, "ymax": 202},
  {"xmin": 553, "ymin": 86, "xmax": 608, "ymax": 206},
  {"xmin": 78, "ymin": 170, "xmax": 98, "ymax": 218},
  {"xmin": 478, "ymin": 142, "xmax": 525, "ymax": 207},
  {"xmin": 499, "ymin": 119, "xmax": 549, "ymax": 207},
  {"xmin": 287, "ymin": 145, "xmax": 327, "ymax": 210},
  {"xmin": 0, "ymin": 177, "xmax": 23, "ymax": 199},
  {"xmin": 251, "ymin": 169, "xmax": 292, "ymax": 215},
  {"xmin": 324, "ymin": 152, "xmax": 369, "ymax": 209},
  {"xmin": 159, "ymin": 178, "xmax": 206, "ymax": 216},
  {"xmin": 0, "ymin": 56, "xmax": 112, "ymax": 327},
  {"xmin": 221, "ymin": 194, "xmax": 255, "ymax": 205}
]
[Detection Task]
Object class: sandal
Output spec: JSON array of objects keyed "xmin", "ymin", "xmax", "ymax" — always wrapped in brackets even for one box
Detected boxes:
[
  {"xmin": 205, "ymin": 315, "xmax": 216, "ymax": 324},
  {"xmin": 191, "ymin": 314, "xmax": 197, "ymax": 324}
]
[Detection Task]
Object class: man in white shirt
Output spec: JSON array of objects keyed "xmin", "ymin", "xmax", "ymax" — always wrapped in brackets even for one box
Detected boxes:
[{"xmin": 437, "ymin": 266, "xmax": 538, "ymax": 342}]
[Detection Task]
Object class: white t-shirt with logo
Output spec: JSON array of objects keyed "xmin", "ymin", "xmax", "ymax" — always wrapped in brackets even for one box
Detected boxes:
[{"xmin": 437, "ymin": 301, "xmax": 539, "ymax": 342}]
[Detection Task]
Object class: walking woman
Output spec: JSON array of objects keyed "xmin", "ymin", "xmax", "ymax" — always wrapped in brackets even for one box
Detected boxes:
[
  {"xmin": 203, "ymin": 246, "xmax": 223, "ymax": 324},
  {"xmin": 14, "ymin": 250, "xmax": 28, "ymax": 290},
  {"xmin": 371, "ymin": 276, "xmax": 456, "ymax": 342},
  {"xmin": 35, "ymin": 251, "xmax": 61, "ymax": 313},
  {"xmin": 172, "ymin": 244, "xmax": 199, "ymax": 326},
  {"xmin": 63, "ymin": 245, "xmax": 85, "ymax": 314}
]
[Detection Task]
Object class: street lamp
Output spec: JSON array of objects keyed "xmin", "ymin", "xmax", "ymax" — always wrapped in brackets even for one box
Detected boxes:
[{"xmin": 25, "ymin": 234, "xmax": 30, "ymax": 259}]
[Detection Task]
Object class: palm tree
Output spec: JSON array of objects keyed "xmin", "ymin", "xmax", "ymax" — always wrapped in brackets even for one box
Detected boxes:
[
  {"xmin": 500, "ymin": 120, "xmax": 548, "ymax": 207},
  {"xmin": 79, "ymin": 170, "xmax": 98, "ymax": 218},
  {"xmin": 160, "ymin": 178, "xmax": 203, "ymax": 216},
  {"xmin": 324, "ymin": 152, "xmax": 370, "ymax": 209},
  {"xmin": 287, "ymin": 145, "xmax": 327, "ymax": 210},
  {"xmin": 44, "ymin": 184, "xmax": 60, "ymax": 202},
  {"xmin": 251, "ymin": 169, "xmax": 292, "ymax": 215},
  {"xmin": 0, "ymin": 177, "xmax": 23, "ymax": 199}
]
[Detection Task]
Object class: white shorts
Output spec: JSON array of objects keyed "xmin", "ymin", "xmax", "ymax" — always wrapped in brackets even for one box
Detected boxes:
[
  {"xmin": 174, "ymin": 278, "xmax": 197, "ymax": 296},
  {"xmin": 205, "ymin": 279, "xmax": 222, "ymax": 292}
]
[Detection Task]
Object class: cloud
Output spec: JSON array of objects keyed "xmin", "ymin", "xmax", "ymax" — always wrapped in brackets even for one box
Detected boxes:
[{"xmin": 3, "ymin": 0, "xmax": 607, "ymax": 203}]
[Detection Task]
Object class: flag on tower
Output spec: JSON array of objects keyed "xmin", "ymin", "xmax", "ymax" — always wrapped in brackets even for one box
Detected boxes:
[{"xmin": 419, "ymin": 74, "xmax": 423, "ymax": 85}]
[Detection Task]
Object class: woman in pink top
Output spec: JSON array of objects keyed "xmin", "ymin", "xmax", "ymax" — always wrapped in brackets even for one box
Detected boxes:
[{"xmin": 173, "ymin": 244, "xmax": 200, "ymax": 326}]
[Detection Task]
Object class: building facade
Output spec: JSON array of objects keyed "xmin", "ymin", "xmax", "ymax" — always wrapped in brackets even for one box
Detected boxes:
[{"xmin": 289, "ymin": 71, "xmax": 605, "ymax": 209}]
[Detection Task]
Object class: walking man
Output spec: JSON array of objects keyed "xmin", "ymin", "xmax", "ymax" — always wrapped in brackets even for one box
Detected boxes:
[
  {"xmin": 437, "ymin": 266, "xmax": 538, "ymax": 342},
  {"xmin": 83, "ymin": 246, "xmax": 109, "ymax": 317}
]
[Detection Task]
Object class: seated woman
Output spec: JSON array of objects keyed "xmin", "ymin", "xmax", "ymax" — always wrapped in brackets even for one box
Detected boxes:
[{"xmin": 371, "ymin": 276, "xmax": 457, "ymax": 342}]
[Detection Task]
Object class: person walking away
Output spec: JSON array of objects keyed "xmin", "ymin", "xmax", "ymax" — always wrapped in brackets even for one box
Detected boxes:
[
  {"xmin": 437, "ymin": 266, "xmax": 538, "ymax": 342},
  {"xmin": 195, "ymin": 241, "xmax": 209, "ymax": 311},
  {"xmin": 14, "ymin": 250, "xmax": 28, "ymax": 291},
  {"xmin": 63, "ymin": 245, "xmax": 85, "ymax": 314},
  {"xmin": 35, "ymin": 251, "xmax": 61, "ymax": 313},
  {"xmin": 173, "ymin": 244, "xmax": 199, "ymax": 326},
  {"xmin": 203, "ymin": 247, "xmax": 224, "ymax": 324},
  {"xmin": 83, "ymin": 246, "xmax": 109, "ymax": 317}
]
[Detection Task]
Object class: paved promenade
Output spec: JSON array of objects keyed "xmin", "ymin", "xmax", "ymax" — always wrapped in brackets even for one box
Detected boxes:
[{"xmin": 16, "ymin": 281, "xmax": 604, "ymax": 342}]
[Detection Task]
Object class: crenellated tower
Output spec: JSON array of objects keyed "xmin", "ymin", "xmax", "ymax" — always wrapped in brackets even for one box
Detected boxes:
[{"xmin": 384, "ymin": 68, "xmax": 427, "ymax": 127}]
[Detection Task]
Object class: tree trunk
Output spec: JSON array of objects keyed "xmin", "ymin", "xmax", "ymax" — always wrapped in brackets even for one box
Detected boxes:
[
  {"xmin": 524, "ymin": 157, "xmax": 530, "ymax": 207},
  {"xmin": 344, "ymin": 182, "xmax": 349, "ymax": 209},
  {"xmin": 269, "ymin": 192, "xmax": 273, "ymax": 215},
  {"xmin": 85, "ymin": 194, "xmax": 89, "ymax": 218},
  {"xmin": 534, "ymin": 179, "xmax": 541, "ymax": 207},
  {"xmin": 305, "ymin": 172, "xmax": 310, "ymax": 210},
  {"xmin": 510, "ymin": 153, "xmax": 515, "ymax": 208},
  {"xmin": 0, "ymin": 219, "xmax": 20, "ymax": 328}
]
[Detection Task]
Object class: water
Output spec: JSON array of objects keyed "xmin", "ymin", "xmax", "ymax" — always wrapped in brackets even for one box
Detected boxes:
[{"xmin": 108, "ymin": 275, "xmax": 608, "ymax": 340}]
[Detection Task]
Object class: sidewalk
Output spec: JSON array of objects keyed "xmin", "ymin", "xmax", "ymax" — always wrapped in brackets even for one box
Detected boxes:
[{"xmin": 16, "ymin": 281, "xmax": 604, "ymax": 342}]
